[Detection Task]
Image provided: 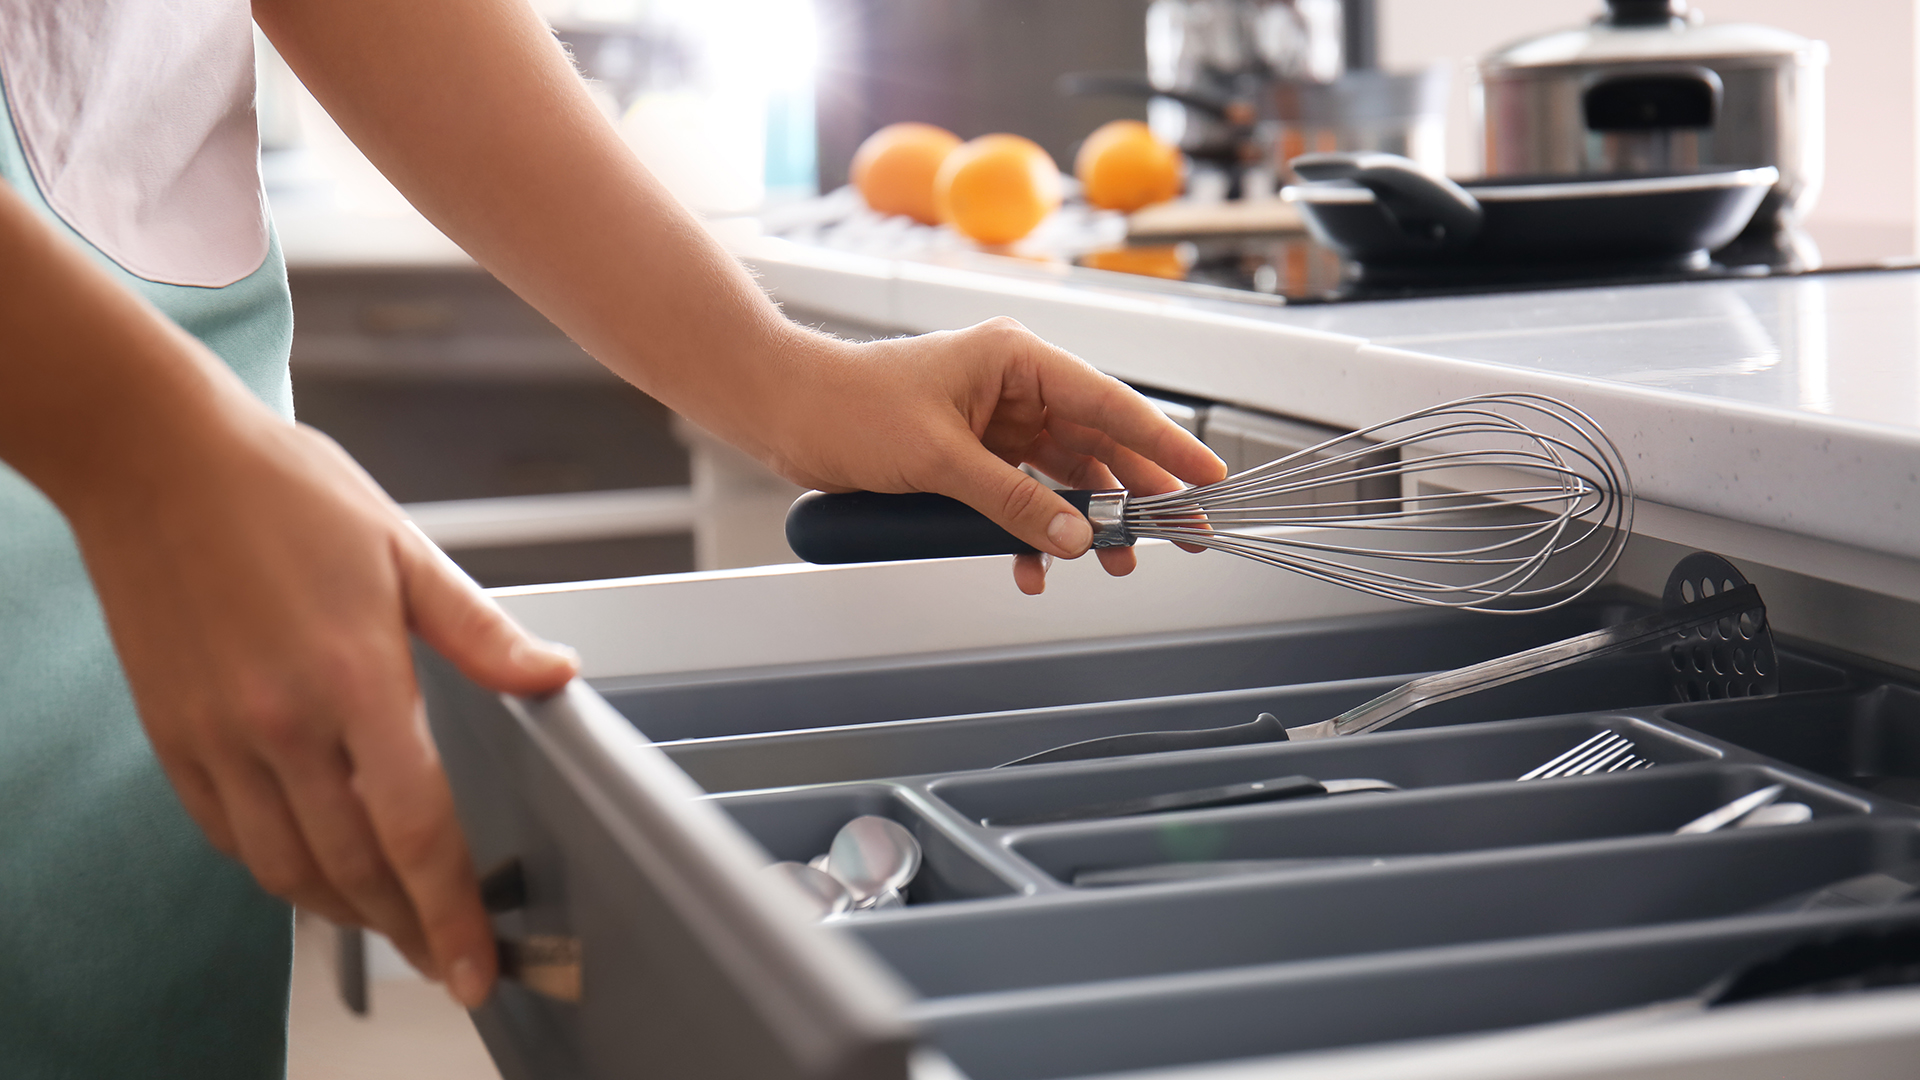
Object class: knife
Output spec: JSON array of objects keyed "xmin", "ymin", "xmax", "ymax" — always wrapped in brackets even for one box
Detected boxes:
[{"xmin": 984, "ymin": 775, "xmax": 1398, "ymax": 827}]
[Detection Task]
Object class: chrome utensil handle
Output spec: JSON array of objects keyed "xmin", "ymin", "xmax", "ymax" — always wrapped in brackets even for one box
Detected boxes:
[
  {"xmin": 784, "ymin": 489, "xmax": 1129, "ymax": 564},
  {"xmin": 1675, "ymin": 783, "xmax": 1786, "ymax": 835},
  {"xmin": 1287, "ymin": 583, "xmax": 1765, "ymax": 740}
]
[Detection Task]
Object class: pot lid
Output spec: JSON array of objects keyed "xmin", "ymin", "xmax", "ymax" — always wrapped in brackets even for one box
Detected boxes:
[{"xmin": 1482, "ymin": 1, "xmax": 1825, "ymax": 71}]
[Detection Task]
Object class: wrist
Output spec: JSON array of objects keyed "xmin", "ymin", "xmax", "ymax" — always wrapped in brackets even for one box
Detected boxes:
[
  {"xmin": 652, "ymin": 314, "xmax": 854, "ymax": 471},
  {"xmin": 27, "ymin": 343, "xmax": 274, "ymax": 533},
  {"xmin": 746, "ymin": 325, "xmax": 865, "ymax": 475}
]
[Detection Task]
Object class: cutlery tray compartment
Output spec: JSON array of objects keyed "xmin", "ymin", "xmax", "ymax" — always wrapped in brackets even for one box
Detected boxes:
[
  {"xmin": 1002, "ymin": 766, "xmax": 1856, "ymax": 883},
  {"xmin": 925, "ymin": 715, "xmax": 1717, "ymax": 826},
  {"xmin": 708, "ymin": 784, "xmax": 1024, "ymax": 904},
  {"xmin": 600, "ymin": 602, "xmax": 1649, "ymax": 744},
  {"xmin": 915, "ymin": 906, "xmax": 1920, "ymax": 1080},
  {"xmin": 851, "ymin": 819, "xmax": 1920, "ymax": 999},
  {"xmin": 1670, "ymin": 684, "xmax": 1920, "ymax": 807},
  {"xmin": 655, "ymin": 647, "xmax": 1848, "ymax": 795}
]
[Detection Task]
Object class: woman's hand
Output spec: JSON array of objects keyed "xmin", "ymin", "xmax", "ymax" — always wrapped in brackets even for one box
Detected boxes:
[
  {"xmin": 0, "ymin": 176, "xmax": 572, "ymax": 1008},
  {"xmin": 749, "ymin": 317, "xmax": 1228, "ymax": 594},
  {"xmin": 64, "ymin": 412, "xmax": 576, "ymax": 1008}
]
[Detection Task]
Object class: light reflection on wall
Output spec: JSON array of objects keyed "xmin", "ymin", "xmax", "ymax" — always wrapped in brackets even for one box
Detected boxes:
[{"xmin": 548, "ymin": 0, "xmax": 821, "ymax": 213}]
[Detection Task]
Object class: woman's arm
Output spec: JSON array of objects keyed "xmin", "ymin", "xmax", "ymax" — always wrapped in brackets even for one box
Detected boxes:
[
  {"xmin": 250, "ymin": 0, "xmax": 1226, "ymax": 588},
  {"xmin": 0, "ymin": 181, "xmax": 577, "ymax": 1005}
]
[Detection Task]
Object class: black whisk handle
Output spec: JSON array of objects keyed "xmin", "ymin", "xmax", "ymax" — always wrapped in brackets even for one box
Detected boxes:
[{"xmin": 785, "ymin": 489, "xmax": 1104, "ymax": 564}]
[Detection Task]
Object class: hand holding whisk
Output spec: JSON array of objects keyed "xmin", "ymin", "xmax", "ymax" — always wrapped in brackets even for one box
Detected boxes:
[{"xmin": 784, "ymin": 393, "xmax": 1633, "ymax": 614}]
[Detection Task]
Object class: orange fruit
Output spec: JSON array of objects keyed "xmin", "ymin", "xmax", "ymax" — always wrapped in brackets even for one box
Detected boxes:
[
  {"xmin": 1075, "ymin": 119, "xmax": 1184, "ymax": 212},
  {"xmin": 850, "ymin": 122, "xmax": 962, "ymax": 225},
  {"xmin": 935, "ymin": 134, "xmax": 1063, "ymax": 245}
]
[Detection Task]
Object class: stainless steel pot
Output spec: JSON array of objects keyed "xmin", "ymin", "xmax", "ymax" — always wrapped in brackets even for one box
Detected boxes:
[{"xmin": 1475, "ymin": 0, "xmax": 1825, "ymax": 230}]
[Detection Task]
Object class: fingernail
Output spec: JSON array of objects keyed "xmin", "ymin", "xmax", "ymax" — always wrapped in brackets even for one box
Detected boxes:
[
  {"xmin": 1040, "ymin": 553, "xmax": 1054, "ymax": 574},
  {"xmin": 1047, "ymin": 512, "xmax": 1092, "ymax": 555},
  {"xmin": 448, "ymin": 956, "xmax": 488, "ymax": 1008}
]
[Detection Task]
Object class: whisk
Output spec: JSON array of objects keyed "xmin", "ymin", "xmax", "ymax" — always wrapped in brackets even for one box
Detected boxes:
[{"xmin": 784, "ymin": 393, "xmax": 1634, "ymax": 613}]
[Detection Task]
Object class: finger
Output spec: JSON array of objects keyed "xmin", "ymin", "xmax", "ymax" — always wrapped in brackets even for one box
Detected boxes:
[
  {"xmin": 206, "ymin": 748, "xmax": 361, "ymax": 926},
  {"xmin": 1019, "ymin": 435, "xmax": 1139, "ymax": 579},
  {"xmin": 1022, "ymin": 431, "xmax": 1125, "ymax": 493},
  {"xmin": 1046, "ymin": 417, "xmax": 1188, "ymax": 495},
  {"xmin": 264, "ymin": 733, "xmax": 436, "ymax": 968},
  {"xmin": 1011, "ymin": 551, "xmax": 1050, "ymax": 595},
  {"xmin": 346, "ymin": 691, "xmax": 496, "ymax": 1008},
  {"xmin": 158, "ymin": 757, "xmax": 240, "ymax": 857},
  {"xmin": 1045, "ymin": 421, "xmax": 1219, "ymax": 552},
  {"xmin": 925, "ymin": 435, "xmax": 1095, "ymax": 558},
  {"xmin": 398, "ymin": 526, "xmax": 578, "ymax": 696},
  {"xmin": 1018, "ymin": 340, "xmax": 1227, "ymax": 486}
]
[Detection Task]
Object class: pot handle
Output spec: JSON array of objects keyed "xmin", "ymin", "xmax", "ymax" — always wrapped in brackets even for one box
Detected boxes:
[{"xmin": 1291, "ymin": 152, "xmax": 1483, "ymax": 251}]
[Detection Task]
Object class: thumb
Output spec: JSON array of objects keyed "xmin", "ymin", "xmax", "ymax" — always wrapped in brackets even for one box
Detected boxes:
[
  {"xmin": 398, "ymin": 525, "xmax": 579, "ymax": 695},
  {"xmin": 933, "ymin": 438, "xmax": 1094, "ymax": 558}
]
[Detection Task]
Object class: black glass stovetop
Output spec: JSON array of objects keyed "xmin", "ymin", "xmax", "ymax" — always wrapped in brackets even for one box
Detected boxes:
[{"xmin": 1072, "ymin": 219, "xmax": 1920, "ymax": 305}]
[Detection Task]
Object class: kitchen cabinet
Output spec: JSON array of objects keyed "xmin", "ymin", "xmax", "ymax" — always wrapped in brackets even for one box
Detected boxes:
[{"xmin": 288, "ymin": 267, "xmax": 696, "ymax": 587}]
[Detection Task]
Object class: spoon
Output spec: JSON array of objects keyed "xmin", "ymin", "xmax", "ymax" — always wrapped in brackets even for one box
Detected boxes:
[
  {"xmin": 761, "ymin": 861, "xmax": 853, "ymax": 919},
  {"xmin": 827, "ymin": 816, "xmax": 922, "ymax": 907}
]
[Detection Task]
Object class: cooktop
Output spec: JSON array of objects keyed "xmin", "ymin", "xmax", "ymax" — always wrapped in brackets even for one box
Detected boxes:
[
  {"xmin": 1073, "ymin": 217, "xmax": 1920, "ymax": 305},
  {"xmin": 763, "ymin": 189, "xmax": 1920, "ymax": 306}
]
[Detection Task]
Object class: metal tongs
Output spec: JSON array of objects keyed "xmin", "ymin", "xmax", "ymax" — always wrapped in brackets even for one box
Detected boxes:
[
  {"xmin": 1005, "ymin": 553, "xmax": 1775, "ymax": 767},
  {"xmin": 1284, "ymin": 581, "xmax": 1764, "ymax": 741}
]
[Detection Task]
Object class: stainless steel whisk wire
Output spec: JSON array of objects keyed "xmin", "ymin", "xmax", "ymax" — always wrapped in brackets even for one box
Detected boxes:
[{"xmin": 1125, "ymin": 394, "xmax": 1634, "ymax": 612}]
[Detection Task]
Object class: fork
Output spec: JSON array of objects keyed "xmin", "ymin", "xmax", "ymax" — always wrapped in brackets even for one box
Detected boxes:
[{"xmin": 1519, "ymin": 730, "xmax": 1654, "ymax": 780}]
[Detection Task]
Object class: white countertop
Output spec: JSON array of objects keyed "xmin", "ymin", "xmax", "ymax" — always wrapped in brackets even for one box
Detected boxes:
[
  {"xmin": 739, "ymin": 237, "xmax": 1920, "ymax": 581},
  {"xmin": 271, "ymin": 187, "xmax": 1920, "ymax": 584}
]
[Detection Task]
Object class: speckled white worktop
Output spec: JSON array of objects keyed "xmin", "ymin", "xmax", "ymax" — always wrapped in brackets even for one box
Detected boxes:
[{"xmin": 739, "ymin": 237, "xmax": 1920, "ymax": 581}]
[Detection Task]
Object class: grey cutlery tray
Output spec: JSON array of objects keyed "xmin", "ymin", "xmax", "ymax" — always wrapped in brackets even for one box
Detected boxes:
[
  {"xmin": 436, "ymin": 599, "xmax": 1920, "ymax": 1080},
  {"xmin": 617, "ymin": 599, "xmax": 1848, "ymax": 792},
  {"xmin": 655, "ymin": 606, "xmax": 1920, "ymax": 1079}
]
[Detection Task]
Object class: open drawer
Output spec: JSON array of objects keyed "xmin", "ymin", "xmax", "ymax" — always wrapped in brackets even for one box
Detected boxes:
[{"xmin": 418, "ymin": 545, "xmax": 1920, "ymax": 1080}]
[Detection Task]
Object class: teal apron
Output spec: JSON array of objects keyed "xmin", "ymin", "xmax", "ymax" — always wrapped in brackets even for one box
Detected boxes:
[{"xmin": 0, "ymin": 83, "xmax": 298, "ymax": 1078}]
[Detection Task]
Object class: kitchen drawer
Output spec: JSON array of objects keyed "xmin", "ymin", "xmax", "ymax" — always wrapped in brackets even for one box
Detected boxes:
[{"xmin": 419, "ymin": 551, "xmax": 1920, "ymax": 1080}]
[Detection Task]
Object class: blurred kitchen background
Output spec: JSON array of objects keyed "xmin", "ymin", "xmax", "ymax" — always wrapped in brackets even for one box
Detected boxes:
[
  {"xmin": 264, "ymin": 0, "xmax": 1920, "ymax": 598},
  {"xmin": 267, "ymin": 1, "xmax": 1920, "ymax": 1076}
]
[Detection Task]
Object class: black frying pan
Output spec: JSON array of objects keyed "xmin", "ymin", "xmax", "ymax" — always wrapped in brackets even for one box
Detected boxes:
[{"xmin": 1282, "ymin": 152, "xmax": 1776, "ymax": 267}]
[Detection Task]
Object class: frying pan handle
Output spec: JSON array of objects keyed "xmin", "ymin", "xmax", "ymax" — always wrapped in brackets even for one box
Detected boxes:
[
  {"xmin": 1290, "ymin": 151, "xmax": 1483, "ymax": 251},
  {"xmin": 786, "ymin": 489, "xmax": 1106, "ymax": 564}
]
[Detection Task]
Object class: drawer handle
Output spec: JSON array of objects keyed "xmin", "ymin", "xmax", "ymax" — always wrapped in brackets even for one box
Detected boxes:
[
  {"xmin": 480, "ymin": 858, "xmax": 529, "ymax": 913},
  {"xmin": 497, "ymin": 934, "xmax": 583, "ymax": 1003},
  {"xmin": 480, "ymin": 858, "xmax": 582, "ymax": 1003}
]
